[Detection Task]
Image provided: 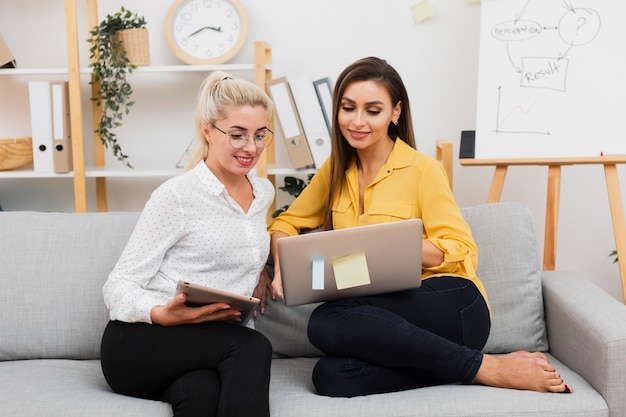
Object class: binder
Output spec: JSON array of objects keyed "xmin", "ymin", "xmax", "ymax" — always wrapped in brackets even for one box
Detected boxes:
[
  {"xmin": 313, "ymin": 77, "xmax": 334, "ymax": 133},
  {"xmin": 28, "ymin": 81, "xmax": 54, "ymax": 173},
  {"xmin": 50, "ymin": 82, "xmax": 72, "ymax": 173},
  {"xmin": 289, "ymin": 75, "xmax": 332, "ymax": 168},
  {"xmin": 266, "ymin": 77, "xmax": 314, "ymax": 170}
]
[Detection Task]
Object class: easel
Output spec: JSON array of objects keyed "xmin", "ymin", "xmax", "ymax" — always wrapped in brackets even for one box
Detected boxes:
[{"xmin": 460, "ymin": 156, "xmax": 626, "ymax": 303}]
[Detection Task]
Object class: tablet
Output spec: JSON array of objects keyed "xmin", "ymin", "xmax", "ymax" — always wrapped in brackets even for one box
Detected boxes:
[{"xmin": 176, "ymin": 280, "xmax": 260, "ymax": 326}]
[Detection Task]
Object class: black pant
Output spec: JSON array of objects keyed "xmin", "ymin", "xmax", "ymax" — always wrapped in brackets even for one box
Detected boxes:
[
  {"xmin": 101, "ymin": 320, "xmax": 272, "ymax": 417},
  {"xmin": 307, "ymin": 276, "xmax": 490, "ymax": 397}
]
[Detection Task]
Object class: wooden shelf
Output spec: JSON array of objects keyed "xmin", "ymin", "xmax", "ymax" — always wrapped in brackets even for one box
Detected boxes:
[
  {"xmin": 1, "ymin": 1, "xmax": 273, "ymax": 212},
  {"xmin": 0, "ymin": 68, "xmax": 71, "ymax": 76},
  {"xmin": 61, "ymin": 0, "xmax": 275, "ymax": 212},
  {"xmin": 0, "ymin": 64, "xmax": 271, "ymax": 76},
  {"xmin": 0, "ymin": 168, "xmax": 74, "ymax": 179},
  {"xmin": 84, "ymin": 166, "xmax": 182, "ymax": 178}
]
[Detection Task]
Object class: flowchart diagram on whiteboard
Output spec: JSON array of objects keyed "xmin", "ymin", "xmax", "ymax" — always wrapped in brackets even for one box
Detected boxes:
[{"xmin": 475, "ymin": 0, "xmax": 626, "ymax": 158}]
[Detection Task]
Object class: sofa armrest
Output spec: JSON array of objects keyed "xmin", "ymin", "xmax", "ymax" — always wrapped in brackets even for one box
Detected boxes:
[{"xmin": 542, "ymin": 270, "xmax": 626, "ymax": 417}]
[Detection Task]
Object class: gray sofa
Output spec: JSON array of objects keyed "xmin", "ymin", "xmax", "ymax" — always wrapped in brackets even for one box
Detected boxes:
[{"xmin": 1, "ymin": 202, "xmax": 625, "ymax": 417}]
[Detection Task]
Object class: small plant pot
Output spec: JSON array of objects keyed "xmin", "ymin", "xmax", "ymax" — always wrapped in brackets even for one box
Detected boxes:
[{"xmin": 113, "ymin": 28, "xmax": 150, "ymax": 66}]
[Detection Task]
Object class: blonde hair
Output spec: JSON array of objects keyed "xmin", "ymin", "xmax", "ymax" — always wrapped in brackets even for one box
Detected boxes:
[{"xmin": 183, "ymin": 71, "xmax": 274, "ymax": 170}]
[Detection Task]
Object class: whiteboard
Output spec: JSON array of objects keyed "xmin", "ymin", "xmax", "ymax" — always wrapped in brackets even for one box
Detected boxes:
[{"xmin": 475, "ymin": 0, "xmax": 626, "ymax": 158}]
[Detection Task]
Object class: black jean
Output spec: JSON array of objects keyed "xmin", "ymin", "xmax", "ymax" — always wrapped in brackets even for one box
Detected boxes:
[
  {"xmin": 307, "ymin": 276, "xmax": 490, "ymax": 397},
  {"xmin": 101, "ymin": 320, "xmax": 272, "ymax": 417}
]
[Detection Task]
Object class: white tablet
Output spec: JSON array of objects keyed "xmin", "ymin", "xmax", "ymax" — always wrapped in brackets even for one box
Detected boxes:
[{"xmin": 176, "ymin": 280, "xmax": 260, "ymax": 326}]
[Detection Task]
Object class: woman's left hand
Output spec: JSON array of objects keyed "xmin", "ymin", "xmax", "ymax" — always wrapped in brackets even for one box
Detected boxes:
[{"xmin": 252, "ymin": 266, "xmax": 273, "ymax": 315}]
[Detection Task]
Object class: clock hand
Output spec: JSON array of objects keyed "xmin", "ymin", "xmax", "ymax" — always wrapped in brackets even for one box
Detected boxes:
[{"xmin": 186, "ymin": 26, "xmax": 222, "ymax": 38}]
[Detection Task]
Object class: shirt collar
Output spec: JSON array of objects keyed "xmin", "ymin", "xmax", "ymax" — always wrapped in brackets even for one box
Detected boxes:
[
  {"xmin": 346, "ymin": 138, "xmax": 415, "ymax": 177},
  {"xmin": 385, "ymin": 138, "xmax": 415, "ymax": 170},
  {"xmin": 193, "ymin": 161, "xmax": 224, "ymax": 196}
]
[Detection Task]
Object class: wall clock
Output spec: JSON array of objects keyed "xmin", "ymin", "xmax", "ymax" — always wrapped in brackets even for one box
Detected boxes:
[{"xmin": 164, "ymin": 0, "xmax": 248, "ymax": 65}]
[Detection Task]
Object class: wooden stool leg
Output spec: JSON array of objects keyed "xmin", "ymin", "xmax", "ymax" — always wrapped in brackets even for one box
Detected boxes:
[
  {"xmin": 543, "ymin": 165, "xmax": 561, "ymax": 271},
  {"xmin": 604, "ymin": 164, "xmax": 626, "ymax": 302},
  {"xmin": 487, "ymin": 166, "xmax": 507, "ymax": 203}
]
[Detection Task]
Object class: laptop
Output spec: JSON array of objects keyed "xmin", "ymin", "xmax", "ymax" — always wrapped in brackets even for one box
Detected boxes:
[{"xmin": 277, "ymin": 219, "xmax": 423, "ymax": 306}]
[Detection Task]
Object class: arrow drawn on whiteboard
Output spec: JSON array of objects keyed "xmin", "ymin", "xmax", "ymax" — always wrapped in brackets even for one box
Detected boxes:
[
  {"xmin": 494, "ymin": 86, "xmax": 551, "ymax": 135},
  {"xmin": 514, "ymin": 0, "xmax": 531, "ymax": 23},
  {"xmin": 506, "ymin": 43, "xmax": 521, "ymax": 73}
]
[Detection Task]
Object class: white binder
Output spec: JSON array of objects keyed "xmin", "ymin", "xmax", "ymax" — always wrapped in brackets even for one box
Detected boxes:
[
  {"xmin": 289, "ymin": 75, "xmax": 332, "ymax": 168},
  {"xmin": 28, "ymin": 81, "xmax": 54, "ymax": 173},
  {"xmin": 266, "ymin": 77, "xmax": 314, "ymax": 170}
]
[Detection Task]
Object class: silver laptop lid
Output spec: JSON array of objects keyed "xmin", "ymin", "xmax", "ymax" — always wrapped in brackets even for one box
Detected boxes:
[{"xmin": 277, "ymin": 219, "xmax": 423, "ymax": 306}]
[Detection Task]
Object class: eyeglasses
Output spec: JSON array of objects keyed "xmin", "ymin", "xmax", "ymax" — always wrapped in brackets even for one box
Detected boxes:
[{"xmin": 212, "ymin": 124, "xmax": 273, "ymax": 149}]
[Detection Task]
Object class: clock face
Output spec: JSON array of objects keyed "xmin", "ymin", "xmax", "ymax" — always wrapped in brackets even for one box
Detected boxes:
[{"xmin": 165, "ymin": 0, "xmax": 248, "ymax": 64}]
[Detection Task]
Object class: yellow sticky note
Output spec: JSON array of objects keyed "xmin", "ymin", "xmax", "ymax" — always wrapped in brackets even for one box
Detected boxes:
[
  {"xmin": 411, "ymin": 0, "xmax": 434, "ymax": 23},
  {"xmin": 332, "ymin": 252, "xmax": 371, "ymax": 290},
  {"xmin": 466, "ymin": 0, "xmax": 481, "ymax": 4}
]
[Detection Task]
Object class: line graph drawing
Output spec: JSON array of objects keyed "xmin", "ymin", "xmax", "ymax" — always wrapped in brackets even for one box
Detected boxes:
[{"xmin": 494, "ymin": 87, "xmax": 547, "ymax": 135}]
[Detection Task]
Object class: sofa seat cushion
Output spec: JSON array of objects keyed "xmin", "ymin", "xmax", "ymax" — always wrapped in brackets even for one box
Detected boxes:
[
  {"xmin": 0, "ymin": 360, "xmax": 170, "ymax": 417},
  {"xmin": 268, "ymin": 356, "xmax": 607, "ymax": 417}
]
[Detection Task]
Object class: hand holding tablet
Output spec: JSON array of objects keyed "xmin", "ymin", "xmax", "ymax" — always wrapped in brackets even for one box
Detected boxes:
[{"xmin": 176, "ymin": 280, "xmax": 260, "ymax": 326}]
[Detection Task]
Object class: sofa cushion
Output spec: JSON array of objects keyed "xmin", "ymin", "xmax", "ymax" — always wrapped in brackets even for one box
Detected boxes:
[
  {"xmin": 0, "ymin": 360, "xmax": 171, "ymax": 416},
  {"xmin": 257, "ymin": 202, "xmax": 548, "ymax": 357},
  {"xmin": 462, "ymin": 202, "xmax": 549, "ymax": 353},
  {"xmin": 268, "ymin": 355, "xmax": 607, "ymax": 417},
  {"xmin": 0, "ymin": 211, "xmax": 139, "ymax": 361},
  {"xmin": 255, "ymin": 299, "xmax": 322, "ymax": 358}
]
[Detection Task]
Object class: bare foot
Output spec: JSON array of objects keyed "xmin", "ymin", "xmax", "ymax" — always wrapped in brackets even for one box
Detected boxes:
[
  {"xmin": 503, "ymin": 350, "xmax": 550, "ymax": 362},
  {"xmin": 473, "ymin": 354, "xmax": 572, "ymax": 393}
]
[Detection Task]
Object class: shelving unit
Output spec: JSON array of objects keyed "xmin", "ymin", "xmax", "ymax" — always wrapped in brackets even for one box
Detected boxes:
[
  {"xmin": 1, "ymin": 1, "xmax": 306, "ymax": 213},
  {"xmin": 0, "ymin": 67, "xmax": 74, "ymax": 183},
  {"xmin": 63, "ymin": 0, "xmax": 277, "ymax": 212}
]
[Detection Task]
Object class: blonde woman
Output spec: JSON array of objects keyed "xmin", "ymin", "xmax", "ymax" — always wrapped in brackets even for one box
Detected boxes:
[{"xmin": 101, "ymin": 72, "xmax": 275, "ymax": 417}]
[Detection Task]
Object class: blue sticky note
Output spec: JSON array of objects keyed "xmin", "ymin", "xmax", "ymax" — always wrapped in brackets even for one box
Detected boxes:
[{"xmin": 312, "ymin": 256, "xmax": 325, "ymax": 290}]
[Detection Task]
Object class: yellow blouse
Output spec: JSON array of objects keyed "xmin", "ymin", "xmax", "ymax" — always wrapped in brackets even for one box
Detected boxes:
[{"xmin": 269, "ymin": 139, "xmax": 489, "ymax": 310}]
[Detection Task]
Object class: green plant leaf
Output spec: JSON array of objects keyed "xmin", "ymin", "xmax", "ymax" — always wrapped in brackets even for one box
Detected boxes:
[{"xmin": 87, "ymin": 6, "xmax": 146, "ymax": 168}]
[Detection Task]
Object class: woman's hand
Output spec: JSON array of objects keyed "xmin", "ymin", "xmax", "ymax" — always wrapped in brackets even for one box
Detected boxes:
[
  {"xmin": 270, "ymin": 270, "xmax": 283, "ymax": 300},
  {"xmin": 269, "ymin": 231, "xmax": 287, "ymax": 299},
  {"xmin": 150, "ymin": 292, "xmax": 242, "ymax": 326},
  {"xmin": 252, "ymin": 266, "xmax": 273, "ymax": 315}
]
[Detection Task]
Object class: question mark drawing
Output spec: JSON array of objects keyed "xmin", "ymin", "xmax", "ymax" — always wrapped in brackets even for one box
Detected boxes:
[{"xmin": 576, "ymin": 17, "xmax": 587, "ymax": 34}]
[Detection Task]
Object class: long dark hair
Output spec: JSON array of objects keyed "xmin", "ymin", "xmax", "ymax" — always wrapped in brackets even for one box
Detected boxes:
[{"xmin": 322, "ymin": 57, "xmax": 416, "ymax": 230}]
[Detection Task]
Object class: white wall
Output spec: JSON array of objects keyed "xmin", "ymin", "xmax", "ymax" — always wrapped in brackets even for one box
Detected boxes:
[{"xmin": 1, "ymin": 0, "xmax": 624, "ymax": 302}]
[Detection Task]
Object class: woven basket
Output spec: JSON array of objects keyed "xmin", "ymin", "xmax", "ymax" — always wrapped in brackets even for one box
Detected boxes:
[
  {"xmin": 0, "ymin": 137, "xmax": 34, "ymax": 171},
  {"xmin": 114, "ymin": 28, "xmax": 150, "ymax": 67}
]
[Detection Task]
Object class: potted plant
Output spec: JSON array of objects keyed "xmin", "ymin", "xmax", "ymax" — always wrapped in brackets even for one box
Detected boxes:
[
  {"xmin": 88, "ymin": 6, "xmax": 149, "ymax": 168},
  {"xmin": 272, "ymin": 174, "xmax": 313, "ymax": 218}
]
